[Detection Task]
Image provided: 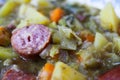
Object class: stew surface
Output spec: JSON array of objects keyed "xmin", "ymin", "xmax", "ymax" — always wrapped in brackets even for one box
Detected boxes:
[{"xmin": 0, "ymin": 0, "xmax": 120, "ymax": 80}]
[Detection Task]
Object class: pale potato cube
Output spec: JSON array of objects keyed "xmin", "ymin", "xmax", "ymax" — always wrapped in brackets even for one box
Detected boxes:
[
  {"xmin": 100, "ymin": 3, "xmax": 119, "ymax": 32},
  {"xmin": 51, "ymin": 62, "xmax": 86, "ymax": 80},
  {"xmin": 25, "ymin": 6, "xmax": 50, "ymax": 24},
  {"xmin": 94, "ymin": 32, "xmax": 108, "ymax": 50},
  {"xmin": 17, "ymin": 5, "xmax": 50, "ymax": 28}
]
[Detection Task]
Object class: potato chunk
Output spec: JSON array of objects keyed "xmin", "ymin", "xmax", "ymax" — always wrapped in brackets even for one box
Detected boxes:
[
  {"xmin": 94, "ymin": 32, "xmax": 108, "ymax": 50},
  {"xmin": 25, "ymin": 6, "xmax": 49, "ymax": 24},
  {"xmin": 100, "ymin": 3, "xmax": 119, "ymax": 32},
  {"xmin": 51, "ymin": 62, "xmax": 86, "ymax": 80},
  {"xmin": 17, "ymin": 5, "xmax": 50, "ymax": 28}
]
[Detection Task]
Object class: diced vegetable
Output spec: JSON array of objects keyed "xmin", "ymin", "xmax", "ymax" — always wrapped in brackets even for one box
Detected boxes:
[
  {"xmin": 80, "ymin": 30, "xmax": 94, "ymax": 42},
  {"xmin": 31, "ymin": 0, "xmax": 53, "ymax": 8},
  {"xmin": 94, "ymin": 32, "xmax": 108, "ymax": 50},
  {"xmin": 0, "ymin": 47, "xmax": 17, "ymax": 60},
  {"xmin": 58, "ymin": 14, "xmax": 84, "ymax": 32},
  {"xmin": 15, "ymin": 0, "xmax": 31, "ymax": 4},
  {"xmin": 60, "ymin": 37, "xmax": 77, "ymax": 50},
  {"xmin": 17, "ymin": 5, "xmax": 50, "ymax": 28},
  {"xmin": 77, "ymin": 46, "xmax": 101, "ymax": 68},
  {"xmin": 38, "ymin": 63, "xmax": 54, "ymax": 80},
  {"xmin": 59, "ymin": 27, "xmax": 73, "ymax": 39},
  {"xmin": 113, "ymin": 37, "xmax": 120, "ymax": 52},
  {"xmin": 50, "ymin": 45, "xmax": 59, "ymax": 58},
  {"xmin": 40, "ymin": 45, "xmax": 52, "ymax": 59},
  {"xmin": 100, "ymin": 3, "xmax": 119, "ymax": 32},
  {"xmin": 73, "ymin": 19, "xmax": 84, "ymax": 32},
  {"xmin": 48, "ymin": 22, "xmax": 57, "ymax": 29},
  {"xmin": 52, "ymin": 26, "xmax": 81, "ymax": 50},
  {"xmin": 58, "ymin": 26, "xmax": 82, "ymax": 42},
  {"xmin": 18, "ymin": 4, "xmax": 28, "ymax": 18},
  {"xmin": 0, "ymin": 0, "xmax": 18, "ymax": 17},
  {"xmin": 51, "ymin": 62, "xmax": 86, "ymax": 80},
  {"xmin": 3, "ymin": 59, "xmax": 12, "ymax": 66},
  {"xmin": 52, "ymin": 31, "xmax": 61, "ymax": 43},
  {"xmin": 17, "ymin": 20, "xmax": 31, "ymax": 28},
  {"xmin": 25, "ymin": 6, "xmax": 50, "ymax": 24},
  {"xmin": 107, "ymin": 53, "xmax": 120, "ymax": 63},
  {"xmin": 38, "ymin": 0, "xmax": 53, "ymax": 8},
  {"xmin": 85, "ymin": 34, "xmax": 94, "ymax": 42},
  {"xmin": 84, "ymin": 19, "xmax": 99, "ymax": 33},
  {"xmin": 50, "ymin": 8, "xmax": 64, "ymax": 22},
  {"xmin": 0, "ymin": 27, "xmax": 11, "ymax": 46},
  {"xmin": 59, "ymin": 14, "xmax": 74, "ymax": 28},
  {"xmin": 58, "ymin": 18, "xmax": 66, "ymax": 26}
]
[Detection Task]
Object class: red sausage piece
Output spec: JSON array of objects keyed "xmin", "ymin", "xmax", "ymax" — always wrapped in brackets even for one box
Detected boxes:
[
  {"xmin": 2, "ymin": 69, "xmax": 36, "ymax": 80},
  {"xmin": 99, "ymin": 65, "xmax": 120, "ymax": 80},
  {"xmin": 11, "ymin": 24, "xmax": 51, "ymax": 58}
]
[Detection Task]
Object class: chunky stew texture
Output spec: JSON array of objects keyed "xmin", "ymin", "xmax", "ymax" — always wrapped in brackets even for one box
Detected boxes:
[{"xmin": 0, "ymin": 0, "xmax": 120, "ymax": 80}]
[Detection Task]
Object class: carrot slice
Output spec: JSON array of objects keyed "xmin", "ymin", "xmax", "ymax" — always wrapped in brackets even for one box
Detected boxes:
[
  {"xmin": 50, "ymin": 8, "xmax": 64, "ymax": 22},
  {"xmin": 86, "ymin": 34, "xmax": 95, "ymax": 42},
  {"xmin": 38, "ymin": 63, "xmax": 54, "ymax": 80},
  {"xmin": 44, "ymin": 63, "xmax": 54, "ymax": 72},
  {"xmin": 80, "ymin": 31, "xmax": 95, "ymax": 42}
]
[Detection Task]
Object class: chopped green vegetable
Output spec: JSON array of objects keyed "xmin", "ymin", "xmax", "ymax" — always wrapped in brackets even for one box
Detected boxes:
[
  {"xmin": 77, "ymin": 47, "xmax": 100, "ymax": 68},
  {"xmin": 113, "ymin": 37, "xmax": 120, "ymax": 52},
  {"xmin": 48, "ymin": 22, "xmax": 57, "ymax": 29},
  {"xmin": 58, "ymin": 26, "xmax": 82, "ymax": 42},
  {"xmin": 73, "ymin": 19, "xmax": 83, "ymax": 32},
  {"xmin": 15, "ymin": 0, "xmax": 31, "ymax": 4},
  {"xmin": 17, "ymin": 20, "xmax": 31, "ymax": 28},
  {"xmin": 59, "ymin": 26, "xmax": 73, "ymax": 39},
  {"xmin": 0, "ymin": 0, "xmax": 18, "ymax": 17},
  {"xmin": 50, "ymin": 45, "xmax": 59, "ymax": 58},
  {"xmin": 0, "ymin": 47, "xmax": 18, "ymax": 60},
  {"xmin": 60, "ymin": 37, "xmax": 77, "ymax": 50},
  {"xmin": 84, "ymin": 19, "xmax": 99, "ymax": 33},
  {"xmin": 37, "ymin": 0, "xmax": 53, "ymax": 8},
  {"xmin": 52, "ymin": 31, "xmax": 61, "ymax": 44}
]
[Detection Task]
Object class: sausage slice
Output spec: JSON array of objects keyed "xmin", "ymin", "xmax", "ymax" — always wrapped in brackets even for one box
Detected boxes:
[
  {"xmin": 2, "ymin": 69, "xmax": 36, "ymax": 80},
  {"xmin": 99, "ymin": 65, "xmax": 120, "ymax": 80},
  {"xmin": 11, "ymin": 24, "xmax": 51, "ymax": 58}
]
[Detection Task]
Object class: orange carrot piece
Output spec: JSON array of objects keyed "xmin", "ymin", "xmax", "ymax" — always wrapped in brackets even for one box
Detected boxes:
[
  {"xmin": 77, "ymin": 56, "xmax": 83, "ymax": 62},
  {"xmin": 0, "ymin": 26, "xmax": 5, "ymax": 30},
  {"xmin": 38, "ymin": 63, "xmax": 54, "ymax": 80},
  {"xmin": 44, "ymin": 63, "xmax": 54, "ymax": 73},
  {"xmin": 80, "ymin": 32, "xmax": 94, "ymax": 42},
  {"xmin": 50, "ymin": 8, "xmax": 64, "ymax": 22},
  {"xmin": 86, "ymin": 34, "xmax": 95, "ymax": 42}
]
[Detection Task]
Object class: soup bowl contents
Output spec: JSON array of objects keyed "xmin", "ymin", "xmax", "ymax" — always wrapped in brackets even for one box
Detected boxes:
[{"xmin": 0, "ymin": 0, "xmax": 120, "ymax": 80}]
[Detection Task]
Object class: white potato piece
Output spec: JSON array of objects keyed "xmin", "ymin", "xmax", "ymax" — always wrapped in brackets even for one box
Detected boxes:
[
  {"xmin": 94, "ymin": 32, "xmax": 108, "ymax": 50},
  {"xmin": 100, "ymin": 3, "xmax": 119, "ymax": 32},
  {"xmin": 17, "ymin": 5, "xmax": 50, "ymax": 28},
  {"xmin": 51, "ymin": 62, "xmax": 86, "ymax": 80},
  {"xmin": 25, "ymin": 6, "xmax": 49, "ymax": 24}
]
